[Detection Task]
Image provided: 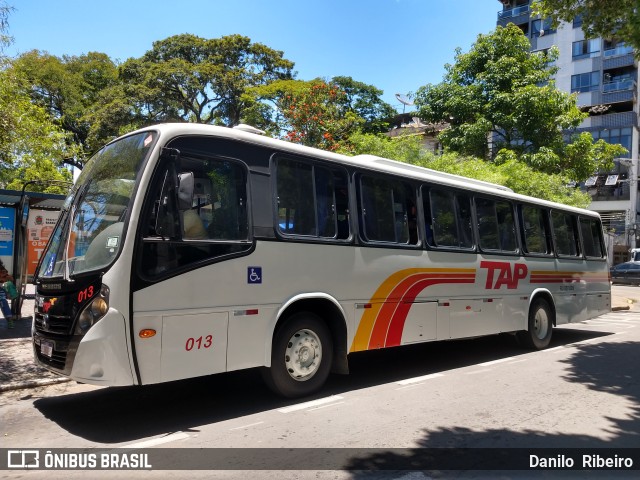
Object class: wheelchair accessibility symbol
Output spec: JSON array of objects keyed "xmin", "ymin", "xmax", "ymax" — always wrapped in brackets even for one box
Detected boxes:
[{"xmin": 248, "ymin": 267, "xmax": 262, "ymax": 284}]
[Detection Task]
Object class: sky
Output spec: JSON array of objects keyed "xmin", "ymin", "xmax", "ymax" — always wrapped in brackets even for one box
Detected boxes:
[{"xmin": 6, "ymin": 0, "xmax": 500, "ymax": 112}]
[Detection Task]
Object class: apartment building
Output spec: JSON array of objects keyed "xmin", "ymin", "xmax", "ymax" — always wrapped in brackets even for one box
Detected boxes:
[{"xmin": 497, "ymin": 0, "xmax": 638, "ymax": 264}]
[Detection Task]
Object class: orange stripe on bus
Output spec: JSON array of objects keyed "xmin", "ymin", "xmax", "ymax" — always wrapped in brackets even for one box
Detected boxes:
[{"xmin": 350, "ymin": 268, "xmax": 476, "ymax": 352}]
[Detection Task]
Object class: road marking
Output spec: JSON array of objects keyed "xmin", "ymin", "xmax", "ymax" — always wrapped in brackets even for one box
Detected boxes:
[
  {"xmin": 541, "ymin": 346, "xmax": 564, "ymax": 353},
  {"xmin": 465, "ymin": 369, "xmax": 493, "ymax": 375},
  {"xmin": 479, "ymin": 356, "xmax": 518, "ymax": 366},
  {"xmin": 229, "ymin": 421, "xmax": 264, "ymax": 431},
  {"xmin": 309, "ymin": 401, "xmax": 345, "ymax": 411},
  {"xmin": 395, "ymin": 383, "xmax": 426, "ymax": 390},
  {"xmin": 120, "ymin": 432, "xmax": 190, "ymax": 449},
  {"xmin": 396, "ymin": 373, "xmax": 444, "ymax": 386},
  {"xmin": 574, "ymin": 337, "xmax": 604, "ymax": 346},
  {"xmin": 278, "ymin": 395, "xmax": 344, "ymax": 413}
]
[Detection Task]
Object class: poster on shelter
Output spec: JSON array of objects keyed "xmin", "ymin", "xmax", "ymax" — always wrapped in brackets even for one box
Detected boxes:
[
  {"xmin": 27, "ymin": 209, "xmax": 60, "ymax": 276},
  {"xmin": 0, "ymin": 207, "xmax": 16, "ymax": 272}
]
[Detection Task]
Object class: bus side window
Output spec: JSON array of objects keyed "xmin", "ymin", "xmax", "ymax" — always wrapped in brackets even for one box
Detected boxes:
[
  {"xmin": 476, "ymin": 197, "xmax": 517, "ymax": 253},
  {"xmin": 551, "ymin": 211, "xmax": 580, "ymax": 256},
  {"xmin": 275, "ymin": 157, "xmax": 349, "ymax": 240},
  {"xmin": 520, "ymin": 205, "xmax": 551, "ymax": 254},
  {"xmin": 429, "ymin": 188, "xmax": 472, "ymax": 249},
  {"xmin": 421, "ymin": 186, "xmax": 434, "ymax": 246},
  {"xmin": 580, "ymin": 217, "xmax": 605, "ymax": 258},
  {"xmin": 360, "ymin": 176, "xmax": 417, "ymax": 245}
]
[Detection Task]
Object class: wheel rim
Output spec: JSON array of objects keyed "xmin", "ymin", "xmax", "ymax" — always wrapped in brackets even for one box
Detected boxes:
[
  {"xmin": 533, "ymin": 307, "xmax": 549, "ymax": 339},
  {"xmin": 284, "ymin": 329, "xmax": 322, "ymax": 382}
]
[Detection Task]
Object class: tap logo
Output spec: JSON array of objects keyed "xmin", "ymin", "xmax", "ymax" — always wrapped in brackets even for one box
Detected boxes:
[{"xmin": 7, "ymin": 450, "xmax": 39, "ymax": 468}]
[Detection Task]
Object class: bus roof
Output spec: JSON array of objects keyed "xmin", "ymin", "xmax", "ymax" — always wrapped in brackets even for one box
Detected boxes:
[{"xmin": 133, "ymin": 123, "xmax": 600, "ymax": 219}]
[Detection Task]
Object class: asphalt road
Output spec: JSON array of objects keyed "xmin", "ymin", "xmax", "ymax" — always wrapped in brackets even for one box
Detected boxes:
[{"xmin": 2, "ymin": 306, "xmax": 639, "ymax": 479}]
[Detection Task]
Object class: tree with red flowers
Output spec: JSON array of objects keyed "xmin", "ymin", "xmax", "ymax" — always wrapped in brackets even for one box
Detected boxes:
[{"xmin": 252, "ymin": 77, "xmax": 393, "ymax": 151}]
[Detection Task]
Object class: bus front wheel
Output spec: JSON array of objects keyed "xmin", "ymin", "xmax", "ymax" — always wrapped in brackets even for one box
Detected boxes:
[
  {"xmin": 518, "ymin": 297, "xmax": 553, "ymax": 350},
  {"xmin": 262, "ymin": 312, "xmax": 333, "ymax": 398}
]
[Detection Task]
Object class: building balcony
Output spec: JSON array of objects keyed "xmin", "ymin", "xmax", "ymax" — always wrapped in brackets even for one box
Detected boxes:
[
  {"xmin": 497, "ymin": 5, "xmax": 530, "ymax": 26},
  {"xmin": 603, "ymin": 53, "xmax": 636, "ymax": 70},
  {"xmin": 587, "ymin": 111, "xmax": 638, "ymax": 129},
  {"xmin": 582, "ymin": 175, "xmax": 631, "ymax": 202},
  {"xmin": 603, "ymin": 78, "xmax": 635, "ymax": 93},
  {"xmin": 604, "ymin": 45, "xmax": 635, "ymax": 58},
  {"xmin": 498, "ymin": 4, "xmax": 529, "ymax": 18}
]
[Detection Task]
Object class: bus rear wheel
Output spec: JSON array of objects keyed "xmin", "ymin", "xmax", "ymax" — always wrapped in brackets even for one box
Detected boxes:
[
  {"xmin": 262, "ymin": 312, "xmax": 333, "ymax": 398},
  {"xmin": 518, "ymin": 297, "xmax": 553, "ymax": 350}
]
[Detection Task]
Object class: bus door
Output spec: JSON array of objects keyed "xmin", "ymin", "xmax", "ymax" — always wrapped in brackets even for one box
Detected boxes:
[{"xmin": 132, "ymin": 150, "xmax": 249, "ymax": 384}]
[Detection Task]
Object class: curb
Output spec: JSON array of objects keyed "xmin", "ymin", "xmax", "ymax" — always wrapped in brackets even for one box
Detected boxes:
[{"xmin": 0, "ymin": 377, "xmax": 72, "ymax": 393}]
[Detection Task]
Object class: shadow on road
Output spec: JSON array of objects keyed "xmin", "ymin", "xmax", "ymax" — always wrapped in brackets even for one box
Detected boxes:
[
  {"xmin": 345, "ymin": 339, "xmax": 640, "ymax": 477},
  {"xmin": 32, "ymin": 326, "xmax": 617, "ymax": 444}
]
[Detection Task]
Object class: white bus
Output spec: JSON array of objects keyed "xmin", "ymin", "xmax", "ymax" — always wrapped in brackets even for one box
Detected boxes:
[{"xmin": 33, "ymin": 123, "xmax": 611, "ymax": 398}]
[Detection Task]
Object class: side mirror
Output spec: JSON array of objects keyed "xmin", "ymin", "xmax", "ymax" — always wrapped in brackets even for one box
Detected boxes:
[{"xmin": 178, "ymin": 172, "xmax": 194, "ymax": 211}]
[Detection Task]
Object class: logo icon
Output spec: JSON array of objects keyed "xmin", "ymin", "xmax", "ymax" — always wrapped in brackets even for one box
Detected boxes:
[
  {"xmin": 248, "ymin": 267, "xmax": 262, "ymax": 284},
  {"xmin": 7, "ymin": 450, "xmax": 39, "ymax": 468}
]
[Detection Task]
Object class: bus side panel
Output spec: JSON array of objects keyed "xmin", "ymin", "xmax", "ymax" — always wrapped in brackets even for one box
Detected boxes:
[{"xmin": 160, "ymin": 312, "xmax": 228, "ymax": 382}]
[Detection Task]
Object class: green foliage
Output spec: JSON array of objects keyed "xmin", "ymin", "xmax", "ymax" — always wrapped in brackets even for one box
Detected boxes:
[
  {"xmin": 532, "ymin": 0, "xmax": 640, "ymax": 53},
  {"xmin": 11, "ymin": 50, "xmax": 119, "ymax": 156},
  {"xmin": 414, "ymin": 24, "xmax": 625, "ymax": 182},
  {"xmin": 331, "ymin": 76, "xmax": 396, "ymax": 134},
  {"xmin": 255, "ymin": 79, "xmax": 364, "ymax": 150},
  {"xmin": 0, "ymin": 69, "xmax": 74, "ymax": 193},
  {"xmin": 0, "ymin": 1, "xmax": 12, "ymax": 56},
  {"xmin": 87, "ymin": 33, "xmax": 294, "ymax": 145},
  {"xmin": 346, "ymin": 133, "xmax": 590, "ymax": 208},
  {"xmin": 253, "ymin": 76, "xmax": 393, "ymax": 150}
]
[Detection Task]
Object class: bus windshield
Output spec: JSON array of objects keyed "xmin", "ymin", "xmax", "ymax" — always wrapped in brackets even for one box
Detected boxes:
[{"xmin": 37, "ymin": 131, "xmax": 157, "ymax": 279}]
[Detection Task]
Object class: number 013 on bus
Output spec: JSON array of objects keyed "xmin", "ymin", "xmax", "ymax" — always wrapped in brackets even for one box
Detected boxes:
[{"xmin": 32, "ymin": 123, "xmax": 611, "ymax": 398}]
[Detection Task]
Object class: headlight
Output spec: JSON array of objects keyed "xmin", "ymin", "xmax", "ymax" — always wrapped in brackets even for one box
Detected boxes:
[{"xmin": 75, "ymin": 284, "xmax": 110, "ymax": 334}]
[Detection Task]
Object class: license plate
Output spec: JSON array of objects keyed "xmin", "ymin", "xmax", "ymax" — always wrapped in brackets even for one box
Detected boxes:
[{"xmin": 41, "ymin": 340, "xmax": 54, "ymax": 358}]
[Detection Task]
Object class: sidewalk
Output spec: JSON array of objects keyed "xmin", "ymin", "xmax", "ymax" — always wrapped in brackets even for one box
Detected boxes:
[
  {"xmin": 0, "ymin": 288, "xmax": 636, "ymax": 393},
  {"xmin": 0, "ymin": 287, "xmax": 72, "ymax": 393}
]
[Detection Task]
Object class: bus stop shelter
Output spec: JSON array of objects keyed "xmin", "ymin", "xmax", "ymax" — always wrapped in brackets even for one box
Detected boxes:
[{"xmin": 0, "ymin": 188, "xmax": 66, "ymax": 314}]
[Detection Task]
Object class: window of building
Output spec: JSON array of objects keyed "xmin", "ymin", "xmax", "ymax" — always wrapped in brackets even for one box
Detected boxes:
[
  {"xmin": 572, "ymin": 39, "xmax": 601, "ymax": 59},
  {"xmin": 520, "ymin": 205, "xmax": 552, "ymax": 255},
  {"xmin": 591, "ymin": 128, "xmax": 632, "ymax": 157},
  {"xmin": 571, "ymin": 71, "xmax": 600, "ymax": 93},
  {"xmin": 580, "ymin": 217, "xmax": 605, "ymax": 258},
  {"xmin": 359, "ymin": 175, "xmax": 417, "ymax": 245},
  {"xmin": 275, "ymin": 157, "xmax": 349, "ymax": 239},
  {"xmin": 604, "ymin": 39, "xmax": 634, "ymax": 57},
  {"xmin": 475, "ymin": 197, "xmax": 517, "ymax": 253},
  {"xmin": 551, "ymin": 211, "xmax": 580, "ymax": 256},
  {"xmin": 573, "ymin": 14, "xmax": 583, "ymax": 28},
  {"xmin": 424, "ymin": 188, "xmax": 473, "ymax": 249},
  {"xmin": 531, "ymin": 17, "xmax": 554, "ymax": 37}
]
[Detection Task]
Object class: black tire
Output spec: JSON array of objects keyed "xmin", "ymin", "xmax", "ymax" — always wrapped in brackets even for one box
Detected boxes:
[
  {"xmin": 261, "ymin": 312, "xmax": 333, "ymax": 398},
  {"xmin": 517, "ymin": 297, "xmax": 554, "ymax": 350}
]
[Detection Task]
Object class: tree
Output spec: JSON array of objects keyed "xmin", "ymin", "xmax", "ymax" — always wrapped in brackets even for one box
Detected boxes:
[
  {"xmin": 0, "ymin": 3, "xmax": 73, "ymax": 192},
  {"xmin": 11, "ymin": 50, "xmax": 118, "ymax": 158},
  {"xmin": 0, "ymin": 68, "xmax": 75, "ymax": 193},
  {"xmin": 252, "ymin": 76, "xmax": 394, "ymax": 150},
  {"xmin": 0, "ymin": 0, "xmax": 12, "ymax": 55},
  {"xmin": 331, "ymin": 76, "xmax": 396, "ymax": 134},
  {"xmin": 89, "ymin": 33, "xmax": 294, "ymax": 143},
  {"xmin": 254, "ymin": 79, "xmax": 363, "ymax": 150},
  {"xmin": 346, "ymin": 132, "xmax": 590, "ymax": 207},
  {"xmin": 532, "ymin": 0, "xmax": 640, "ymax": 52},
  {"xmin": 414, "ymin": 24, "xmax": 625, "ymax": 182}
]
